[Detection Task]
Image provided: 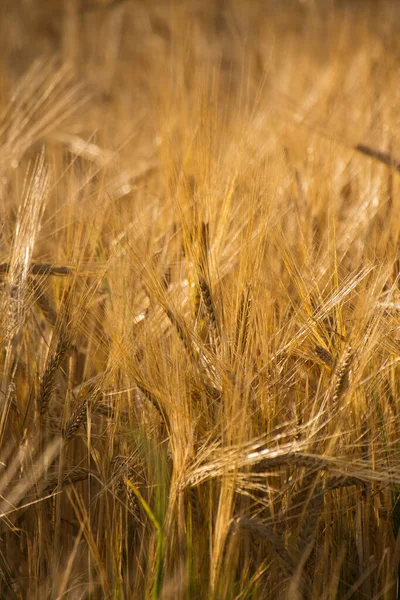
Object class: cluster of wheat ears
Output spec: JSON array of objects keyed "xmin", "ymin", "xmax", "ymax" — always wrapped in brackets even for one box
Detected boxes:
[{"xmin": 1, "ymin": 1, "xmax": 400, "ymax": 598}]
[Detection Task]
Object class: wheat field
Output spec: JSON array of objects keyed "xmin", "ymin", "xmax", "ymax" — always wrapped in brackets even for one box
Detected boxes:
[{"xmin": 1, "ymin": 1, "xmax": 400, "ymax": 598}]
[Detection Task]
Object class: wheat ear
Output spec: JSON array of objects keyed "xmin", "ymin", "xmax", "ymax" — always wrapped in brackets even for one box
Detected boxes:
[{"xmin": 199, "ymin": 278, "xmax": 221, "ymax": 354}]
